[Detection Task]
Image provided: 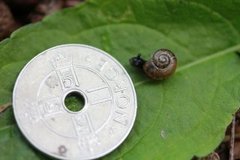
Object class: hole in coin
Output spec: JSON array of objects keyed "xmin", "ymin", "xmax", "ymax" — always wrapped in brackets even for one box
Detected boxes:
[{"xmin": 64, "ymin": 91, "xmax": 85, "ymax": 112}]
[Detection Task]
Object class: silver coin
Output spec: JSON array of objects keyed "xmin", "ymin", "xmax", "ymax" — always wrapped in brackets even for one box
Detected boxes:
[{"xmin": 13, "ymin": 44, "xmax": 137, "ymax": 160}]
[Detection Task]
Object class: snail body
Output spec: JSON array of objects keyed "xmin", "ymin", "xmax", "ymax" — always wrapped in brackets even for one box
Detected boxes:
[{"xmin": 130, "ymin": 49, "xmax": 177, "ymax": 80}]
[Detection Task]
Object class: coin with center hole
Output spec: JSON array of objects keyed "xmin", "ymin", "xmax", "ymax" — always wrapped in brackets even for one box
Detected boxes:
[{"xmin": 13, "ymin": 44, "xmax": 137, "ymax": 160}]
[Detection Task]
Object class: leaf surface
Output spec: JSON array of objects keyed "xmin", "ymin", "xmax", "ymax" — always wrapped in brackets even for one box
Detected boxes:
[{"xmin": 0, "ymin": 0, "xmax": 240, "ymax": 159}]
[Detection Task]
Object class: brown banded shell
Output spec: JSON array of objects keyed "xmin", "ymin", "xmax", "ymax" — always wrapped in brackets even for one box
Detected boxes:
[{"xmin": 143, "ymin": 49, "xmax": 177, "ymax": 80}]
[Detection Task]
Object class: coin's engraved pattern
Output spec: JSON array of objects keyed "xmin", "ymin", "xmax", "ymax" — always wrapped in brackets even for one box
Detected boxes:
[
  {"xmin": 113, "ymin": 110, "xmax": 129, "ymax": 126},
  {"xmin": 113, "ymin": 80, "xmax": 127, "ymax": 93},
  {"xmin": 90, "ymin": 98, "xmax": 112, "ymax": 105},
  {"xmin": 78, "ymin": 134, "xmax": 100, "ymax": 153},
  {"xmin": 13, "ymin": 45, "xmax": 137, "ymax": 160},
  {"xmin": 45, "ymin": 75, "xmax": 59, "ymax": 89},
  {"xmin": 58, "ymin": 68, "xmax": 75, "ymax": 88},
  {"xmin": 96, "ymin": 58, "xmax": 107, "ymax": 72},
  {"xmin": 86, "ymin": 85, "xmax": 112, "ymax": 105},
  {"xmin": 85, "ymin": 53, "xmax": 132, "ymax": 132},
  {"xmin": 39, "ymin": 65, "xmax": 113, "ymax": 139},
  {"xmin": 51, "ymin": 54, "xmax": 72, "ymax": 69},
  {"xmin": 78, "ymin": 137, "xmax": 89, "ymax": 152},
  {"xmin": 38, "ymin": 97, "xmax": 63, "ymax": 118},
  {"xmin": 85, "ymin": 112, "xmax": 95, "ymax": 133},
  {"xmin": 107, "ymin": 126, "xmax": 118, "ymax": 137},
  {"xmin": 104, "ymin": 67, "xmax": 119, "ymax": 81},
  {"xmin": 85, "ymin": 55, "xmax": 92, "ymax": 63},
  {"xmin": 72, "ymin": 67, "xmax": 80, "ymax": 87},
  {"xmin": 51, "ymin": 53, "xmax": 79, "ymax": 89},
  {"xmin": 58, "ymin": 145, "xmax": 67, "ymax": 156},
  {"xmin": 101, "ymin": 67, "xmax": 131, "ymax": 127},
  {"xmin": 73, "ymin": 113, "xmax": 92, "ymax": 136},
  {"xmin": 19, "ymin": 101, "xmax": 40, "ymax": 124},
  {"xmin": 116, "ymin": 95, "xmax": 130, "ymax": 109},
  {"xmin": 86, "ymin": 85, "xmax": 108, "ymax": 93},
  {"xmin": 73, "ymin": 113, "xmax": 101, "ymax": 153}
]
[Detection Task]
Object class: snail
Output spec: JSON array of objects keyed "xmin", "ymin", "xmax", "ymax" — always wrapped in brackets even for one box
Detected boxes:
[{"xmin": 129, "ymin": 49, "xmax": 177, "ymax": 80}]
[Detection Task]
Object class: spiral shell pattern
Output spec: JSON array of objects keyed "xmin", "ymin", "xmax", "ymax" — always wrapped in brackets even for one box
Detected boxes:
[{"xmin": 143, "ymin": 49, "xmax": 177, "ymax": 80}]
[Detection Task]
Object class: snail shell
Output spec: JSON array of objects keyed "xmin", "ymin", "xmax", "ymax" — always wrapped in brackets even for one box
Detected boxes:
[{"xmin": 143, "ymin": 49, "xmax": 177, "ymax": 80}]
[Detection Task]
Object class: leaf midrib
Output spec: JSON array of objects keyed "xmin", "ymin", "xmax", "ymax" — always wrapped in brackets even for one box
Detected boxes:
[
  {"xmin": 134, "ymin": 43, "xmax": 240, "ymax": 87},
  {"xmin": 114, "ymin": 43, "xmax": 240, "ymax": 159}
]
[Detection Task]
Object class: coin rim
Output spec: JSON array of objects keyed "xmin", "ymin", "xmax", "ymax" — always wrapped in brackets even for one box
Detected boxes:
[{"xmin": 12, "ymin": 44, "xmax": 137, "ymax": 160}]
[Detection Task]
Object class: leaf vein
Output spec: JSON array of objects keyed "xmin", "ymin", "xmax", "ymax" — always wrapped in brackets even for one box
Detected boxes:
[
  {"xmin": 190, "ymin": 1, "xmax": 240, "ymax": 38},
  {"xmin": 134, "ymin": 44, "xmax": 240, "ymax": 87}
]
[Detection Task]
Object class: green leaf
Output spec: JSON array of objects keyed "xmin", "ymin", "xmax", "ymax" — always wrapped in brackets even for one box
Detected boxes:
[
  {"xmin": 0, "ymin": 108, "xmax": 48, "ymax": 160},
  {"xmin": 1, "ymin": 0, "xmax": 240, "ymax": 159}
]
